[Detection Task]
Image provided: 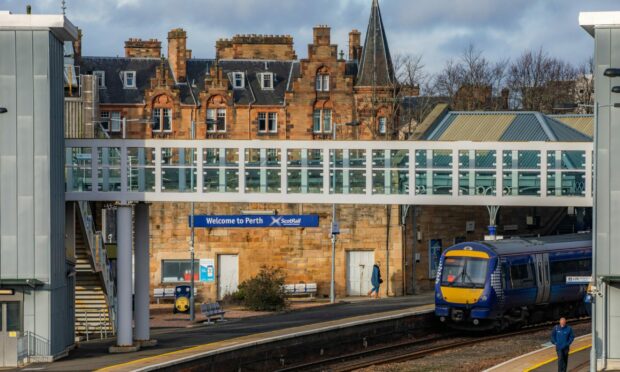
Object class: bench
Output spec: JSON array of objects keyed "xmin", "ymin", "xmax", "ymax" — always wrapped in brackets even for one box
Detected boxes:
[
  {"xmin": 201, "ymin": 302, "xmax": 226, "ymax": 324},
  {"xmin": 153, "ymin": 287, "xmax": 198, "ymax": 304},
  {"xmin": 283, "ymin": 283, "xmax": 317, "ymax": 299}
]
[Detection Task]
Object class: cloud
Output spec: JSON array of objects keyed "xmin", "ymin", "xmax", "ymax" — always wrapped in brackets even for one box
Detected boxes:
[{"xmin": 2, "ymin": 0, "xmax": 615, "ymax": 73}]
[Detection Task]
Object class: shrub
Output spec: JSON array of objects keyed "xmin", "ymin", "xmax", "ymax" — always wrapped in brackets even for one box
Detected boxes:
[{"xmin": 237, "ymin": 266, "xmax": 287, "ymax": 311}]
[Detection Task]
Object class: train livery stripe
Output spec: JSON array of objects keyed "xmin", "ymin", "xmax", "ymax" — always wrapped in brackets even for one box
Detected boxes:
[
  {"xmin": 440, "ymin": 287, "xmax": 484, "ymax": 304},
  {"xmin": 445, "ymin": 250, "xmax": 490, "ymax": 259}
]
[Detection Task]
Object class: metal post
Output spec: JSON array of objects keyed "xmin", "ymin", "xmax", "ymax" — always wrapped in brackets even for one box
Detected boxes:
[
  {"xmin": 330, "ymin": 126, "xmax": 337, "ymax": 303},
  {"xmin": 591, "ymin": 102, "xmax": 599, "ymax": 372},
  {"xmin": 116, "ymin": 204, "xmax": 133, "ymax": 346},
  {"xmin": 190, "ymin": 114, "xmax": 196, "ymax": 322},
  {"xmin": 134, "ymin": 203, "xmax": 151, "ymax": 342}
]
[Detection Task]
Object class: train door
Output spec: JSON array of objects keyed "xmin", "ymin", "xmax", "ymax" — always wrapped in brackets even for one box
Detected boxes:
[{"xmin": 534, "ymin": 254, "xmax": 551, "ymax": 304}]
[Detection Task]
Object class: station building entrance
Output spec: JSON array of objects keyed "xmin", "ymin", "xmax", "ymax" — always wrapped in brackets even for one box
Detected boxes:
[{"xmin": 0, "ymin": 294, "xmax": 22, "ymax": 368}]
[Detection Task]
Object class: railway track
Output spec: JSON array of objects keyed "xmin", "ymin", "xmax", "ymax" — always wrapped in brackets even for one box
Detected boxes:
[{"xmin": 276, "ymin": 318, "xmax": 591, "ymax": 372}]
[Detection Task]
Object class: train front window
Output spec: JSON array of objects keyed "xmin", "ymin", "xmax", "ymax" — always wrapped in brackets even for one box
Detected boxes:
[{"xmin": 441, "ymin": 257, "xmax": 488, "ymax": 288}]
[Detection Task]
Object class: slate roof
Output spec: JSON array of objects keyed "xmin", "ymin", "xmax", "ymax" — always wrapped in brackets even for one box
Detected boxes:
[
  {"xmin": 79, "ymin": 57, "xmax": 168, "ymax": 104},
  {"xmin": 215, "ymin": 60, "xmax": 297, "ymax": 106},
  {"xmin": 422, "ymin": 111, "xmax": 593, "ymax": 142},
  {"xmin": 356, "ymin": 0, "xmax": 395, "ymax": 87}
]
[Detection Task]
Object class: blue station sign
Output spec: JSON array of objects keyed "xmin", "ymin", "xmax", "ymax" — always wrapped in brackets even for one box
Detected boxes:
[{"xmin": 190, "ymin": 215, "xmax": 319, "ymax": 228}]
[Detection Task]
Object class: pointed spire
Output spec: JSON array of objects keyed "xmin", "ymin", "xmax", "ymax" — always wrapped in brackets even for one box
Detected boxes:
[{"xmin": 356, "ymin": 0, "xmax": 395, "ymax": 87}]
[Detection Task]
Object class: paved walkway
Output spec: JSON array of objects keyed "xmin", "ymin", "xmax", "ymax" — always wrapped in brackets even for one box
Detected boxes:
[
  {"xmin": 485, "ymin": 335, "xmax": 591, "ymax": 372},
  {"xmin": 21, "ymin": 294, "xmax": 434, "ymax": 371}
]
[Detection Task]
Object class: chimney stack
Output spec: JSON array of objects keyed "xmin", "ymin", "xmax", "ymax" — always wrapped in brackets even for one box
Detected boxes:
[
  {"xmin": 73, "ymin": 28, "xmax": 83, "ymax": 63},
  {"xmin": 124, "ymin": 38, "xmax": 162, "ymax": 58},
  {"xmin": 313, "ymin": 25, "xmax": 331, "ymax": 46},
  {"xmin": 348, "ymin": 29, "xmax": 361, "ymax": 61},
  {"xmin": 168, "ymin": 28, "xmax": 188, "ymax": 82}
]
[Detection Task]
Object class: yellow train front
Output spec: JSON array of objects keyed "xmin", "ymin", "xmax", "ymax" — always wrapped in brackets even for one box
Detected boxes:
[{"xmin": 434, "ymin": 234, "xmax": 592, "ymax": 331}]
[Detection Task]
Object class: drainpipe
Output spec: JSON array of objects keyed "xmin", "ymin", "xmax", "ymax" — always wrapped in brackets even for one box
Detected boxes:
[
  {"xmin": 246, "ymin": 70, "xmax": 256, "ymax": 139},
  {"xmin": 412, "ymin": 206, "xmax": 418, "ymax": 294}
]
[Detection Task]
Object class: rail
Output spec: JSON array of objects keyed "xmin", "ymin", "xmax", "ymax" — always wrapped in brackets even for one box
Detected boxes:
[
  {"xmin": 76, "ymin": 201, "xmax": 117, "ymax": 334},
  {"xmin": 17, "ymin": 331, "xmax": 50, "ymax": 364}
]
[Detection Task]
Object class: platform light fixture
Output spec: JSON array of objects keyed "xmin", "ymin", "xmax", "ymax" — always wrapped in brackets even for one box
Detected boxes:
[
  {"xmin": 0, "ymin": 107, "xmax": 7, "ymax": 114},
  {"xmin": 241, "ymin": 210, "xmax": 276, "ymax": 215},
  {"xmin": 0, "ymin": 289, "xmax": 15, "ymax": 295}
]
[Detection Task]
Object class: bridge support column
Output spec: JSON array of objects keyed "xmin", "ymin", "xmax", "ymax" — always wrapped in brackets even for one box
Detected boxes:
[
  {"xmin": 134, "ymin": 203, "xmax": 157, "ymax": 347},
  {"xmin": 110, "ymin": 204, "xmax": 140, "ymax": 353}
]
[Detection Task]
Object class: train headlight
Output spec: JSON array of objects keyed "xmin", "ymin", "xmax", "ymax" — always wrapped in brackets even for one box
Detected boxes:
[
  {"xmin": 436, "ymin": 291, "xmax": 443, "ymax": 300},
  {"xmin": 479, "ymin": 295, "xmax": 488, "ymax": 302}
]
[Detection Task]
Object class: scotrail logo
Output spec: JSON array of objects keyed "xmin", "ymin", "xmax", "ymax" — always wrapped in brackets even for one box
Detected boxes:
[{"xmin": 270, "ymin": 216, "xmax": 283, "ymax": 227}]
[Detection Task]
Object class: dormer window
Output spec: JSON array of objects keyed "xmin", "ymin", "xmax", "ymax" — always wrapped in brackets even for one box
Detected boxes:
[
  {"xmin": 316, "ymin": 74, "xmax": 329, "ymax": 92},
  {"xmin": 259, "ymin": 72, "xmax": 274, "ymax": 90},
  {"xmin": 122, "ymin": 71, "xmax": 136, "ymax": 89},
  {"xmin": 93, "ymin": 70, "xmax": 105, "ymax": 88},
  {"xmin": 232, "ymin": 72, "xmax": 245, "ymax": 89}
]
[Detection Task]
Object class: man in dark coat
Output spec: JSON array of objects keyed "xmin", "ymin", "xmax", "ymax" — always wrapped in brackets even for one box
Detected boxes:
[{"xmin": 551, "ymin": 317, "xmax": 575, "ymax": 372}]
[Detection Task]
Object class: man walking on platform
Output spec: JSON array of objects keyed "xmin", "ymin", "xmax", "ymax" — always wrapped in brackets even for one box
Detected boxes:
[{"xmin": 551, "ymin": 317, "xmax": 575, "ymax": 372}]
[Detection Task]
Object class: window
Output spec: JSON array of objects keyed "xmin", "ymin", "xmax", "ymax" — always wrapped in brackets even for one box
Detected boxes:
[
  {"xmin": 509, "ymin": 263, "xmax": 535, "ymax": 289},
  {"xmin": 378, "ymin": 117, "xmax": 387, "ymax": 134},
  {"xmin": 93, "ymin": 70, "xmax": 105, "ymax": 88},
  {"xmin": 100, "ymin": 111, "xmax": 110, "ymax": 131},
  {"xmin": 122, "ymin": 71, "xmax": 136, "ymax": 88},
  {"xmin": 258, "ymin": 112, "xmax": 277, "ymax": 133},
  {"xmin": 550, "ymin": 258, "xmax": 592, "ymax": 285},
  {"xmin": 207, "ymin": 108, "xmax": 226, "ymax": 132},
  {"xmin": 440, "ymin": 256, "xmax": 488, "ymax": 288},
  {"xmin": 152, "ymin": 108, "xmax": 172, "ymax": 132},
  {"xmin": 316, "ymin": 74, "xmax": 330, "ymax": 92},
  {"xmin": 232, "ymin": 72, "xmax": 245, "ymax": 89},
  {"xmin": 313, "ymin": 109, "xmax": 332, "ymax": 133},
  {"xmin": 110, "ymin": 112, "xmax": 121, "ymax": 132},
  {"xmin": 259, "ymin": 73, "xmax": 274, "ymax": 89},
  {"xmin": 161, "ymin": 260, "xmax": 199, "ymax": 283}
]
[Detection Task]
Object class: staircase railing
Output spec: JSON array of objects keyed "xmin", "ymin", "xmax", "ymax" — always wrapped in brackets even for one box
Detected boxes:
[{"xmin": 76, "ymin": 201, "xmax": 117, "ymax": 333}]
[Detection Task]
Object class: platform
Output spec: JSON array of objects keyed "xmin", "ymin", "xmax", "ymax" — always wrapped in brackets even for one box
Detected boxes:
[
  {"xmin": 485, "ymin": 335, "xmax": 591, "ymax": 372},
  {"xmin": 19, "ymin": 294, "xmax": 434, "ymax": 371}
]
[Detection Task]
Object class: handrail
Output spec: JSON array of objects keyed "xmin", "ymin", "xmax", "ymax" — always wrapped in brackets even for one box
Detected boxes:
[{"xmin": 76, "ymin": 201, "xmax": 117, "ymax": 333}]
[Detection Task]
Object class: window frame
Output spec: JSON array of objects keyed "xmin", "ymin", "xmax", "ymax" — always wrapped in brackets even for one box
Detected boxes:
[
  {"xmin": 122, "ymin": 71, "xmax": 136, "ymax": 89},
  {"xmin": 207, "ymin": 108, "xmax": 227, "ymax": 133},
  {"xmin": 161, "ymin": 259, "xmax": 200, "ymax": 283},
  {"xmin": 378, "ymin": 117, "xmax": 387, "ymax": 134},
  {"xmin": 100, "ymin": 111, "xmax": 110, "ymax": 132},
  {"xmin": 152, "ymin": 108, "xmax": 172, "ymax": 133},
  {"xmin": 316, "ymin": 74, "xmax": 330, "ymax": 92},
  {"xmin": 313, "ymin": 109, "xmax": 333, "ymax": 133},
  {"xmin": 260, "ymin": 72, "xmax": 274, "ymax": 90},
  {"xmin": 258, "ymin": 112, "xmax": 278, "ymax": 133},
  {"xmin": 110, "ymin": 111, "xmax": 122, "ymax": 133},
  {"xmin": 232, "ymin": 72, "xmax": 245, "ymax": 89},
  {"xmin": 93, "ymin": 70, "xmax": 106, "ymax": 88}
]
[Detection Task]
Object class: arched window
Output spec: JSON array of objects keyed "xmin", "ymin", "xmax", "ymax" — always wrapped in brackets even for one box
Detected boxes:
[
  {"xmin": 206, "ymin": 95, "xmax": 227, "ymax": 133},
  {"xmin": 316, "ymin": 67, "xmax": 330, "ymax": 92},
  {"xmin": 152, "ymin": 94, "xmax": 173, "ymax": 133}
]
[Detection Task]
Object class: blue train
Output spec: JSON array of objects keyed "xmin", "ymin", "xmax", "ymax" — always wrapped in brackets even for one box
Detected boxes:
[{"xmin": 434, "ymin": 233, "xmax": 591, "ymax": 330}]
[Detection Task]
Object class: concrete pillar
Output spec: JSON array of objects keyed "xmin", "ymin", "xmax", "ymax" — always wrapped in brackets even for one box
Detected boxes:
[
  {"xmin": 134, "ymin": 203, "xmax": 155, "ymax": 346},
  {"xmin": 113, "ymin": 204, "xmax": 136, "ymax": 350}
]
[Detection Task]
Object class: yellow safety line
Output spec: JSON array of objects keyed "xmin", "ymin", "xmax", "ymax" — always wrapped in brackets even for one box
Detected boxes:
[{"xmin": 523, "ymin": 344, "xmax": 591, "ymax": 372}]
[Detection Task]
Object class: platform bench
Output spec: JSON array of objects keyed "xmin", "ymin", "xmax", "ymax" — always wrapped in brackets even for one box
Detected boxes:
[
  {"xmin": 201, "ymin": 302, "xmax": 226, "ymax": 324},
  {"xmin": 154, "ymin": 287, "xmax": 198, "ymax": 304},
  {"xmin": 283, "ymin": 283, "xmax": 317, "ymax": 299}
]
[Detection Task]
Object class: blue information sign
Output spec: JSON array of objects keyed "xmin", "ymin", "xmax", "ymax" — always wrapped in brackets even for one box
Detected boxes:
[{"xmin": 191, "ymin": 215, "xmax": 319, "ymax": 228}]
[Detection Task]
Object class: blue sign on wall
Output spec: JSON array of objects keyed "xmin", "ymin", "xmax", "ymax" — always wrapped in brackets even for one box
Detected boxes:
[{"xmin": 191, "ymin": 215, "xmax": 319, "ymax": 228}]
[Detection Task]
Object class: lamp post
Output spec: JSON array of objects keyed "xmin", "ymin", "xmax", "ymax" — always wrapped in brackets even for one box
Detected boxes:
[{"xmin": 330, "ymin": 120, "xmax": 360, "ymax": 304}]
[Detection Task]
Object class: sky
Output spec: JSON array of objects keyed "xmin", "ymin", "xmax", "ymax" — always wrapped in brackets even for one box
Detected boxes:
[{"xmin": 3, "ymin": 0, "xmax": 619, "ymax": 74}]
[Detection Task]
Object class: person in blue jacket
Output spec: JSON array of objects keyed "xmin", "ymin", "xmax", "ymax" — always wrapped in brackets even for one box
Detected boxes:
[
  {"xmin": 551, "ymin": 317, "xmax": 575, "ymax": 372},
  {"xmin": 368, "ymin": 262, "xmax": 383, "ymax": 299}
]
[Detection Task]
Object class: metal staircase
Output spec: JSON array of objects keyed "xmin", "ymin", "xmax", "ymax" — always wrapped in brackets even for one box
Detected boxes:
[{"xmin": 74, "ymin": 201, "xmax": 116, "ymax": 338}]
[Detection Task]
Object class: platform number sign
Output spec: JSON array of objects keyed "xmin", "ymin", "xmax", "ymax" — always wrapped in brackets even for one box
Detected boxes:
[{"xmin": 429, "ymin": 239, "xmax": 442, "ymax": 279}]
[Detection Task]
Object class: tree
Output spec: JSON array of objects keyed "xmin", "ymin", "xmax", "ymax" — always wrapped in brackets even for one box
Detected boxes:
[
  {"xmin": 434, "ymin": 44, "xmax": 508, "ymax": 111},
  {"xmin": 507, "ymin": 48, "xmax": 578, "ymax": 113}
]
